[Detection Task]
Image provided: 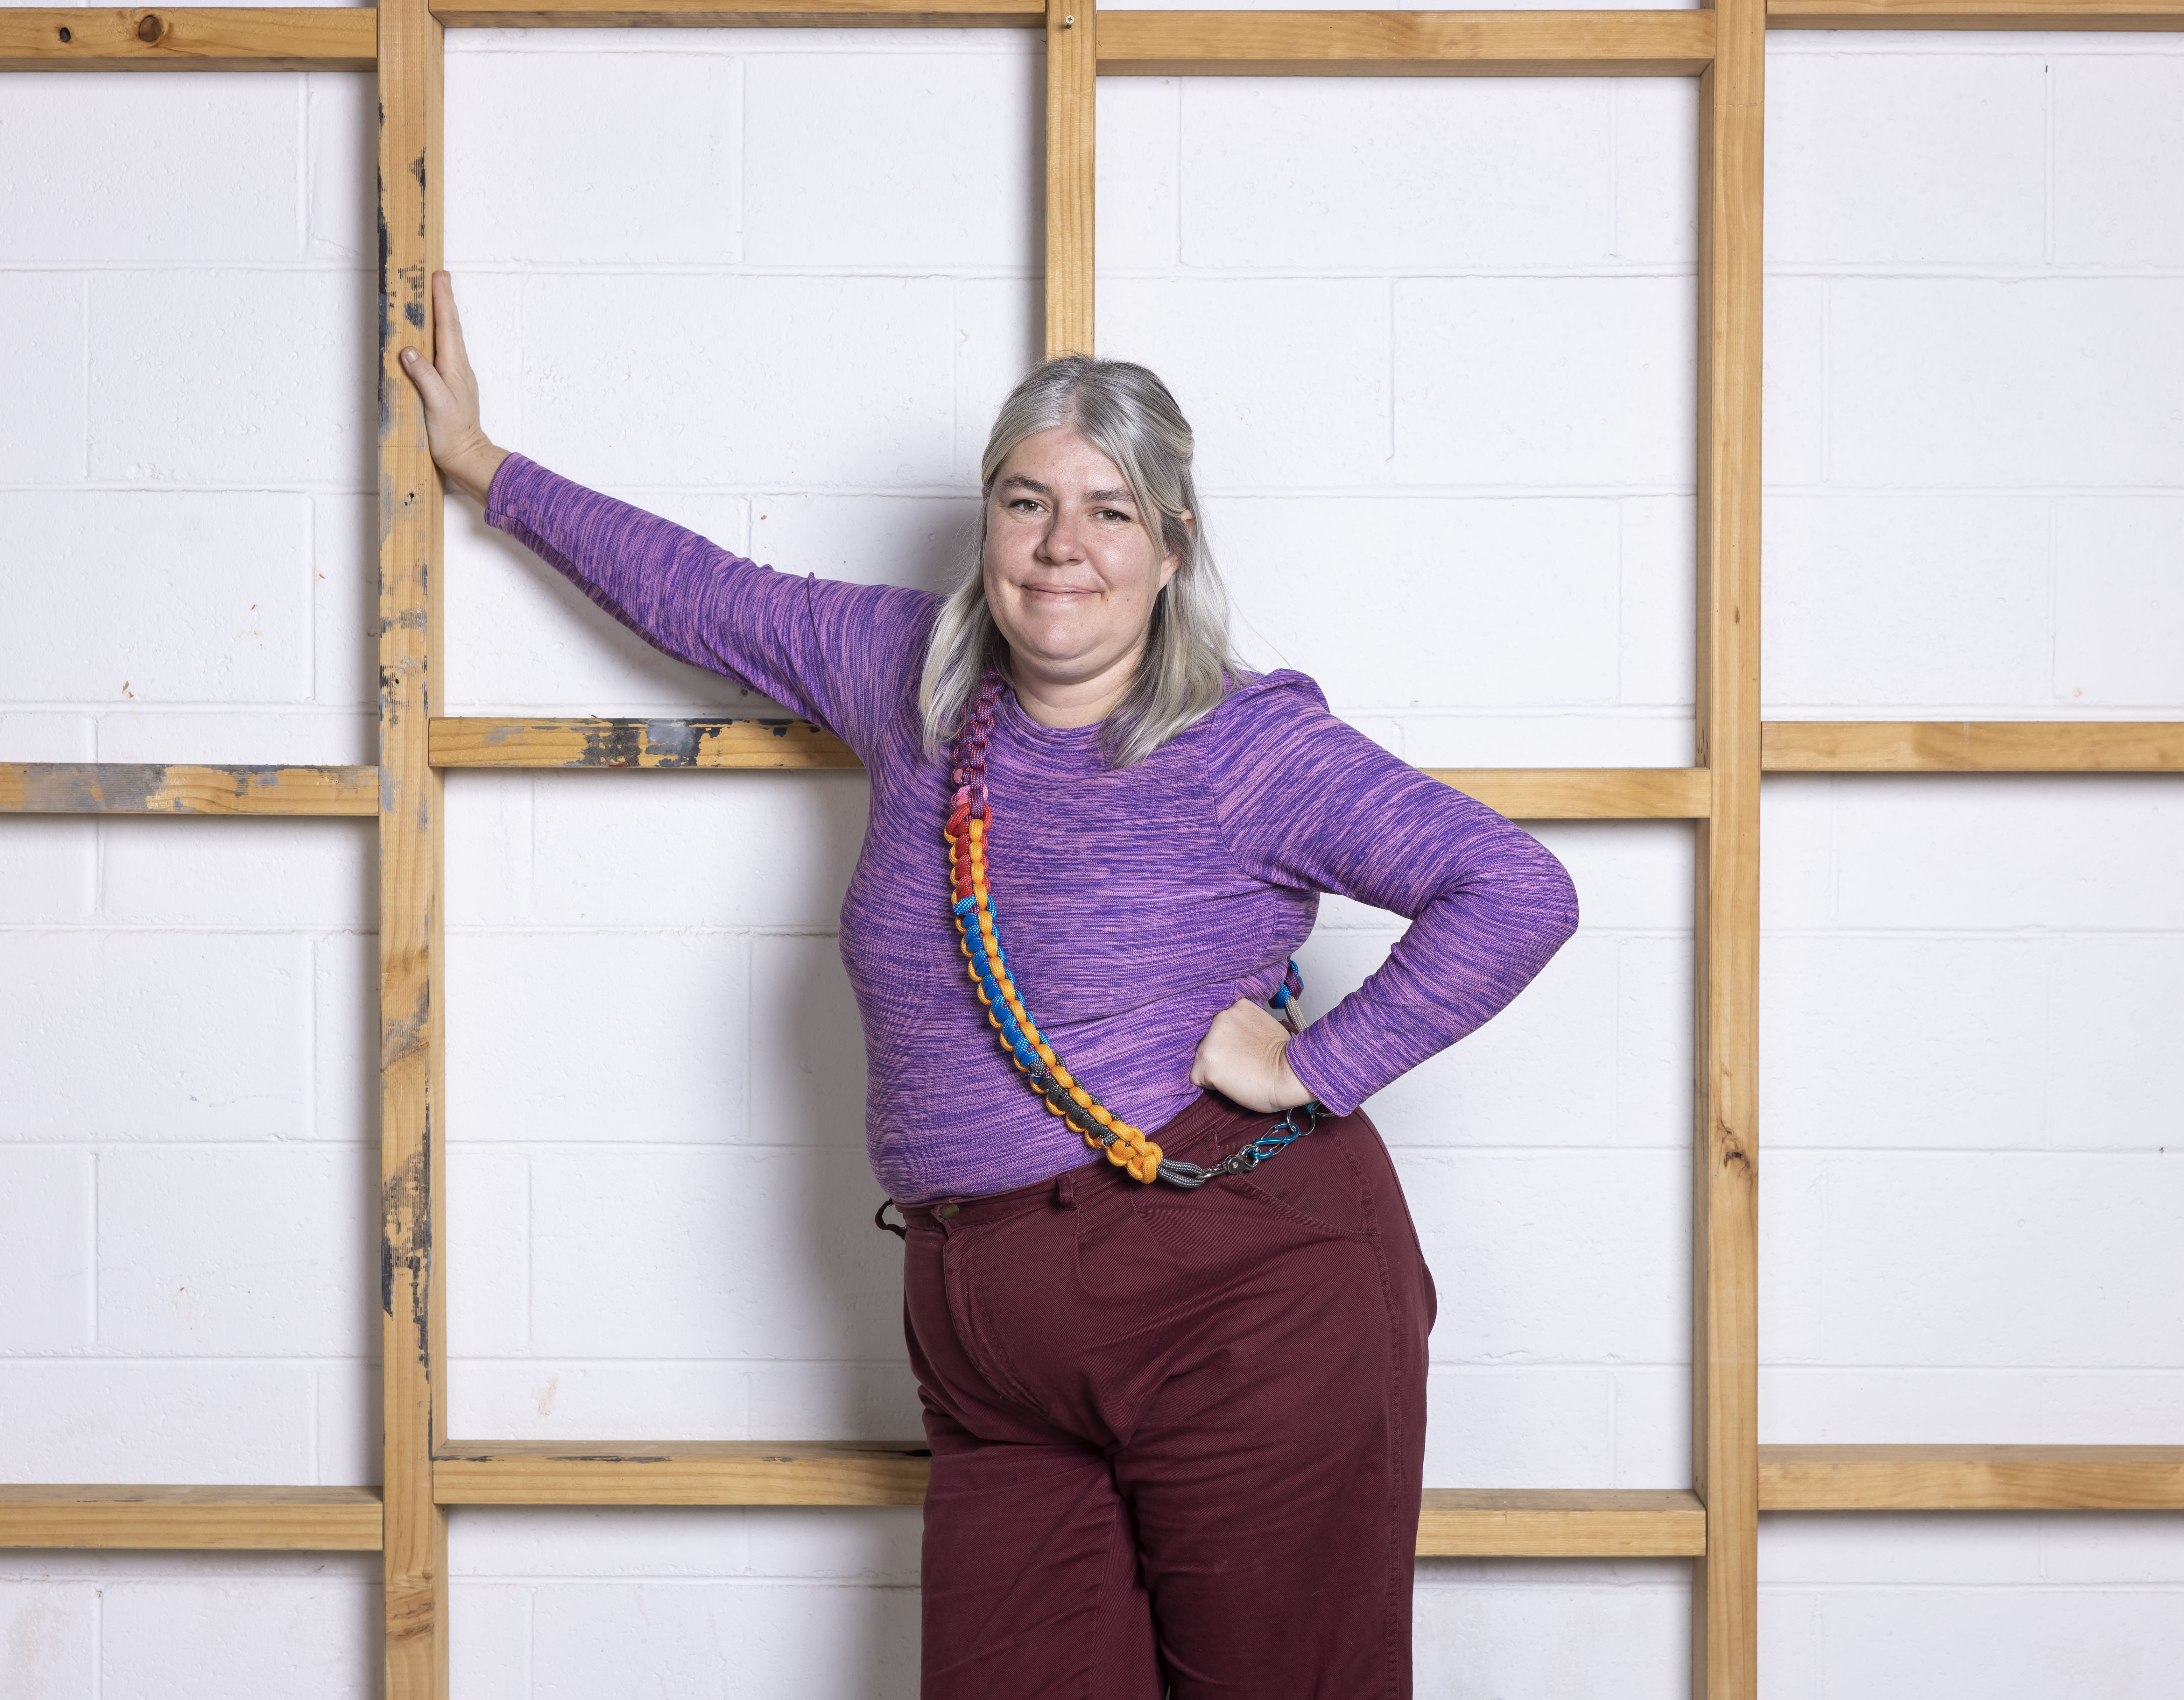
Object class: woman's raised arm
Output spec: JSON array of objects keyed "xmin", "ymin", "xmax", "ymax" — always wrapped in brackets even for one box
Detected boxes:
[{"xmin": 397, "ymin": 270, "xmax": 509, "ymax": 506}]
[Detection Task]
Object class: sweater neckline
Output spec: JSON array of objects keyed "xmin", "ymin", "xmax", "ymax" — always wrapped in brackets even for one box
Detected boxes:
[{"xmin": 990, "ymin": 673, "xmax": 1109, "ymax": 754}]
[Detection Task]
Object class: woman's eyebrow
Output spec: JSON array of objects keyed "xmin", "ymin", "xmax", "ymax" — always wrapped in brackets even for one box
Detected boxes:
[{"xmin": 996, "ymin": 474, "xmax": 1136, "ymax": 507}]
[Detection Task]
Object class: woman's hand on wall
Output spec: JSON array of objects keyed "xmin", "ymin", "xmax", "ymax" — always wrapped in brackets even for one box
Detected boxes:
[
  {"xmin": 1189, "ymin": 997, "xmax": 1314, "ymax": 1115},
  {"xmin": 397, "ymin": 269, "xmax": 510, "ymax": 508}
]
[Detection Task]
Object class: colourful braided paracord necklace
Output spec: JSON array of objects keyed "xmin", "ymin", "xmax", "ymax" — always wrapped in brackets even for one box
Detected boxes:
[{"xmin": 944, "ymin": 667, "xmax": 1325, "ymax": 1189}]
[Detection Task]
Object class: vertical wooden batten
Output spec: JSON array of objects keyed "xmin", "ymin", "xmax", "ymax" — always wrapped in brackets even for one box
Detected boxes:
[
  {"xmin": 377, "ymin": 0, "xmax": 449, "ymax": 1692},
  {"xmin": 1692, "ymin": 0, "xmax": 1763, "ymax": 1693},
  {"xmin": 1044, "ymin": 0, "xmax": 1095, "ymax": 355}
]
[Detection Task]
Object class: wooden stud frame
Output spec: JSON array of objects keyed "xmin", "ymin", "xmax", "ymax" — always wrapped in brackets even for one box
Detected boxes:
[{"xmin": 3, "ymin": 4, "xmax": 2180, "ymax": 1698}]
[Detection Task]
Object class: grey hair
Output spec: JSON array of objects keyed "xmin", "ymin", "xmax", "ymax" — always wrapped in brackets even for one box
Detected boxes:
[{"xmin": 917, "ymin": 355, "xmax": 1250, "ymax": 770}]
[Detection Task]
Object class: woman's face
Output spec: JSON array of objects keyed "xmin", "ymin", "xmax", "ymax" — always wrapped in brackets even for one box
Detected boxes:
[{"xmin": 982, "ymin": 426, "xmax": 1183, "ymax": 692}]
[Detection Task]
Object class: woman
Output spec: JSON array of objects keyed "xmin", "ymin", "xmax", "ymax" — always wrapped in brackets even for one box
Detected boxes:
[{"xmin": 401, "ymin": 271, "xmax": 1579, "ymax": 1699}]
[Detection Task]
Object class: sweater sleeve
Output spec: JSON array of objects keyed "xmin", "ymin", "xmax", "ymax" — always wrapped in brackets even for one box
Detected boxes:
[
  {"xmin": 1209, "ymin": 671, "xmax": 1581, "ymax": 1117},
  {"xmin": 483, "ymin": 452, "xmax": 942, "ymax": 760}
]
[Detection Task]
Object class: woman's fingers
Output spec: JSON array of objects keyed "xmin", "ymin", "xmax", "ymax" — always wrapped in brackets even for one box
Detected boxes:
[{"xmin": 432, "ymin": 270, "xmax": 473, "ymax": 380}]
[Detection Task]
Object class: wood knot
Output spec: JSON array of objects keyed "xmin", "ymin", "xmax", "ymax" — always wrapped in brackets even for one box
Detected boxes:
[
  {"xmin": 137, "ymin": 13, "xmax": 164, "ymax": 41},
  {"xmin": 58, "ymin": 24, "xmax": 73, "ymax": 40}
]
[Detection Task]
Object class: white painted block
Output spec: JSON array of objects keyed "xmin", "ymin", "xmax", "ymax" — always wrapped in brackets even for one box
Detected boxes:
[
  {"xmin": 313, "ymin": 931, "xmax": 377, "ymax": 1145},
  {"xmin": 1612, "ymin": 78, "xmax": 1700, "ymax": 266},
  {"xmin": 449, "ymin": 52, "xmax": 741, "ymax": 264},
  {"xmin": 97, "ymin": 818, "xmax": 374, "ymax": 930},
  {"xmin": 1763, "ymin": 274, "xmax": 1828, "ymax": 488},
  {"xmin": 1412, "ymin": 1575, "xmax": 1689, "ymax": 1700},
  {"xmin": 1816, "ymin": 1587, "xmax": 2184, "ymax": 1698},
  {"xmin": 1761, "ymin": 1513, "xmax": 2040, "ymax": 1586},
  {"xmin": 1213, "ymin": 496, "xmax": 1622, "ymax": 710},
  {"xmin": 2047, "ymin": 936, "xmax": 2184, "ymax": 1152},
  {"xmin": 746, "ymin": 1361, "xmax": 925, "ymax": 1443},
  {"xmin": 0, "ymin": 1148, "xmax": 95, "ymax": 1352},
  {"xmin": 452, "ymin": 1507, "xmax": 751, "ymax": 1578},
  {"xmin": 311, "ymin": 493, "xmax": 377, "ymax": 712},
  {"xmin": 446, "ymin": 773, "xmax": 535, "ymax": 929},
  {"xmin": 745, "ymin": 1506, "xmax": 923, "ymax": 1584},
  {"xmin": 1398, "ymin": 1149, "xmax": 1689, "ymax": 1365},
  {"xmin": 529, "ymin": 1146, "xmax": 903, "ymax": 1361},
  {"xmin": 748, "ymin": 932, "xmax": 869, "ymax": 1151},
  {"xmin": 0, "ymin": 274, "xmax": 86, "ymax": 483},
  {"xmin": 1616, "ymin": 935, "xmax": 1694, "ymax": 1151},
  {"xmin": 2052, "ymin": 55, "xmax": 2184, "ymax": 268},
  {"xmin": 3, "ymin": 494, "xmax": 312, "ymax": 704},
  {"xmin": 93, "ymin": 708, "xmax": 375, "ymax": 767},
  {"xmin": 448, "ymin": 929, "xmax": 751, "ymax": 1144},
  {"xmin": 101, "ymin": 1575, "xmax": 377, "ymax": 1700},
  {"xmin": 1610, "ymin": 1365, "xmax": 1691, "ymax": 1484},
  {"xmin": 529, "ymin": 1580, "xmax": 919, "ymax": 1700},
  {"xmin": 1095, "ymin": 77, "xmax": 1180, "ymax": 274},
  {"xmin": 88, "ymin": 272, "xmax": 374, "ymax": 487},
  {"xmin": 2040, "ymin": 1512, "xmax": 2184, "ymax": 1584},
  {"xmin": 2038, "ymin": 1370, "xmax": 2184, "ymax": 1445},
  {"xmin": 445, "ymin": 483, "xmax": 758, "ymax": 716},
  {"xmin": 305, "ymin": 72, "xmax": 375, "ymax": 263},
  {"xmin": 518, "ymin": 273, "xmax": 956, "ymax": 489},
  {"xmin": 1099, "ymin": 278, "xmax": 1391, "ymax": 488},
  {"xmin": 449, "ymin": 1147, "xmax": 531, "ymax": 1357},
  {"xmin": 0, "ymin": 820, "xmax": 96, "ymax": 924},
  {"xmin": 1393, "ymin": 277, "xmax": 1696, "ymax": 489},
  {"xmin": 1177, "ymin": 78, "xmax": 1615, "ymax": 270},
  {"xmin": 98, "ymin": 1144, "xmax": 374, "ymax": 1356},
  {"xmin": 951, "ymin": 278, "xmax": 1043, "ymax": 486},
  {"xmin": 1619, "ymin": 494, "xmax": 1698, "ymax": 707},
  {"xmin": 1761, "ymin": 935, "xmax": 2049, "ymax": 1151},
  {"xmin": 0, "ymin": 75, "xmax": 304, "ymax": 264},
  {"xmin": 745, "ymin": 53, "xmax": 1039, "ymax": 268},
  {"xmin": 1759, "ymin": 1366, "xmax": 2046, "ymax": 1445},
  {"xmin": 1301, "ymin": 928, "xmax": 1617, "ymax": 1149},
  {"xmin": 1766, "ymin": 53, "xmax": 2045, "ymax": 264},
  {"xmin": 0, "ymin": 1363, "xmax": 318, "ymax": 1483},
  {"xmin": 446, "ymin": 1358, "xmax": 750, "ymax": 1442},
  {"xmin": 1423, "ymin": 1366, "xmax": 1616, "ymax": 1489},
  {"xmin": 447, "ymin": 1582, "xmax": 531, "ymax": 1700},
  {"xmin": 2054, "ymin": 498, "xmax": 2184, "ymax": 708},
  {"xmin": 0, "ymin": 1583, "xmax": 96, "ymax": 1700},
  {"xmin": 1396, "ymin": 712, "xmax": 1698, "ymax": 769},
  {"xmin": 0, "ymin": 715, "xmax": 96, "ymax": 763},
  {"xmin": 0, "ymin": 932, "xmax": 309, "ymax": 1142},
  {"xmin": 1760, "ymin": 776, "xmax": 1833, "ymax": 934},
  {"xmin": 1526, "ymin": 819, "xmax": 1690, "ymax": 934},
  {"xmin": 527, "ymin": 770, "xmax": 869, "ymax": 930},
  {"xmin": 1828, "ymin": 280, "xmax": 2184, "ymax": 489},
  {"xmin": 1761, "ymin": 1151, "xmax": 1828, "ymax": 1367},
  {"xmin": 1758, "ymin": 1588, "xmax": 1824, "ymax": 1700},
  {"xmin": 1761, "ymin": 495, "xmax": 2052, "ymax": 709},
  {"xmin": 315, "ymin": 1356, "xmax": 380, "ymax": 1487},
  {"xmin": 1813, "ymin": 1153, "xmax": 2184, "ymax": 1367},
  {"xmin": 749, "ymin": 495, "xmax": 977, "ymax": 597},
  {"xmin": 1834, "ymin": 776, "xmax": 2184, "ymax": 931}
]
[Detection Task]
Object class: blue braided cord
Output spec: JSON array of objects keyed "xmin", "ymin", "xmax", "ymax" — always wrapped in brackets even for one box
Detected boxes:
[{"xmin": 952, "ymin": 895, "xmax": 977, "ymax": 917}]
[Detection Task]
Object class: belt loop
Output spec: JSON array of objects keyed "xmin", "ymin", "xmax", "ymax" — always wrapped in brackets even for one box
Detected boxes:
[{"xmin": 1054, "ymin": 1171, "xmax": 1076, "ymax": 1210}]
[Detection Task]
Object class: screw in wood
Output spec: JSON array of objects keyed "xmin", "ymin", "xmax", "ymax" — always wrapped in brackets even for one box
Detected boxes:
[{"xmin": 137, "ymin": 13, "xmax": 163, "ymax": 41}]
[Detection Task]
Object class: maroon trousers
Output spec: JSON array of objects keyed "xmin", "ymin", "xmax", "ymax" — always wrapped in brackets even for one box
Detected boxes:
[{"xmin": 891, "ymin": 1091, "xmax": 1438, "ymax": 1700}]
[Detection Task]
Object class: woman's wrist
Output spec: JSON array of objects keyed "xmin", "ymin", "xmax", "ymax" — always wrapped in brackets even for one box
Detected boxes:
[{"xmin": 444, "ymin": 439, "xmax": 510, "ymax": 509}]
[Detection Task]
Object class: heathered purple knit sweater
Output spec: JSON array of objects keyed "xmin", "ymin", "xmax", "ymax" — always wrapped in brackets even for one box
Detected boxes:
[{"xmin": 486, "ymin": 454, "xmax": 1580, "ymax": 1203}]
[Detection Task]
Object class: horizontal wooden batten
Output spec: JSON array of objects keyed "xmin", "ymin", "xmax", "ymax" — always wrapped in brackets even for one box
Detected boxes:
[
  {"xmin": 1759, "ymin": 1446, "xmax": 2184, "ymax": 1511},
  {"xmin": 1096, "ymin": 9, "xmax": 1717, "ymax": 77},
  {"xmin": 430, "ymin": 0, "xmax": 1040, "ymax": 25},
  {"xmin": 0, "ymin": 7, "xmax": 377, "ymax": 69},
  {"xmin": 1426, "ymin": 766, "xmax": 1711, "ymax": 818},
  {"xmin": 1417, "ymin": 1489, "xmax": 1706, "ymax": 1556},
  {"xmin": 0, "ymin": 762, "xmax": 380, "ymax": 816},
  {"xmin": 1769, "ymin": 0, "xmax": 2184, "ymax": 29},
  {"xmin": 434, "ymin": 1441, "xmax": 934, "ymax": 1506},
  {"xmin": 430, "ymin": 716, "xmax": 863, "ymax": 770},
  {"xmin": 1762, "ymin": 721, "xmax": 2184, "ymax": 773},
  {"xmin": 0, "ymin": 1485, "xmax": 384, "ymax": 1550}
]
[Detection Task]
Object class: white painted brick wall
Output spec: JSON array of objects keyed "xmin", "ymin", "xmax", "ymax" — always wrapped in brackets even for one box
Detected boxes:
[{"xmin": 4, "ymin": 21, "xmax": 2180, "ymax": 1697}]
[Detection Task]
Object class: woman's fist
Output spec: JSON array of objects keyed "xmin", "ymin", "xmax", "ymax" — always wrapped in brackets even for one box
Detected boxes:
[
  {"xmin": 397, "ymin": 269, "xmax": 508, "ymax": 507},
  {"xmin": 1189, "ymin": 997, "xmax": 1314, "ymax": 1115}
]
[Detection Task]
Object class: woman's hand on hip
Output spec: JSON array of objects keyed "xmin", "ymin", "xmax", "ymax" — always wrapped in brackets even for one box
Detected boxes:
[
  {"xmin": 1189, "ymin": 997, "xmax": 1314, "ymax": 1115},
  {"xmin": 397, "ymin": 269, "xmax": 509, "ymax": 508}
]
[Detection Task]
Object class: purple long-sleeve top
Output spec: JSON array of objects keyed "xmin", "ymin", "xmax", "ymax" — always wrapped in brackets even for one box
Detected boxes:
[{"xmin": 486, "ymin": 454, "xmax": 1581, "ymax": 1203}]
